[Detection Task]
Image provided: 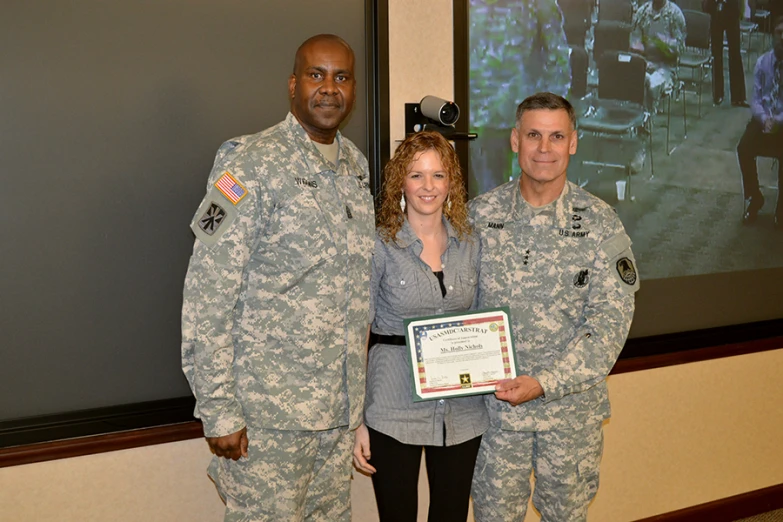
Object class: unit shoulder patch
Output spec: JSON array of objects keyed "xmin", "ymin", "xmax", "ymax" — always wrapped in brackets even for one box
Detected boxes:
[
  {"xmin": 190, "ymin": 196, "xmax": 239, "ymax": 248},
  {"xmin": 198, "ymin": 202, "xmax": 227, "ymax": 236},
  {"xmin": 616, "ymin": 257, "xmax": 637, "ymax": 286}
]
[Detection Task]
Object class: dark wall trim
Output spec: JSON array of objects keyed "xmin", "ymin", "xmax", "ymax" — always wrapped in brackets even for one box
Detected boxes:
[
  {"xmin": 0, "ymin": 421, "xmax": 203, "ymax": 468},
  {"xmin": 613, "ymin": 319, "xmax": 783, "ymax": 374},
  {"xmin": 613, "ymin": 335, "xmax": 783, "ymax": 374},
  {"xmin": 366, "ymin": 0, "xmax": 390, "ymax": 199},
  {"xmin": 634, "ymin": 483, "xmax": 783, "ymax": 522},
  {"xmin": 453, "ymin": 0, "xmax": 470, "ymax": 191}
]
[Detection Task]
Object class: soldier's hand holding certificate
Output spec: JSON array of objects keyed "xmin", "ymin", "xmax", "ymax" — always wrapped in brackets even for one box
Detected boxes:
[{"xmin": 404, "ymin": 308, "xmax": 517, "ymax": 401}]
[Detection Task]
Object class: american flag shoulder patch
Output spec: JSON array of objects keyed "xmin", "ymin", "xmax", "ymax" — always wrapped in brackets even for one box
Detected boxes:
[{"xmin": 214, "ymin": 171, "xmax": 247, "ymax": 205}]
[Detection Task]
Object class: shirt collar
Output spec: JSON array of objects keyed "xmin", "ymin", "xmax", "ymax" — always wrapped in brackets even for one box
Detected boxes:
[
  {"xmin": 512, "ymin": 180, "xmax": 571, "ymax": 225},
  {"xmin": 284, "ymin": 112, "xmax": 347, "ymax": 176}
]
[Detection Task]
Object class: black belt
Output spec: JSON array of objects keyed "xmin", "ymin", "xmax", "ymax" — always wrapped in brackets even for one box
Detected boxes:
[{"xmin": 374, "ymin": 334, "xmax": 407, "ymax": 346}]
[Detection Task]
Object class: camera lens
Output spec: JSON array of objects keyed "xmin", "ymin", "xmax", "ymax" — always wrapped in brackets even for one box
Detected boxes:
[{"xmin": 440, "ymin": 103, "xmax": 459, "ymax": 125}]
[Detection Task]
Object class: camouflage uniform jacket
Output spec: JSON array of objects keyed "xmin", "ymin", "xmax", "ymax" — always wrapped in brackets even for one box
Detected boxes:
[
  {"xmin": 469, "ymin": 0, "xmax": 571, "ymax": 130},
  {"xmin": 631, "ymin": 0, "xmax": 686, "ymax": 66},
  {"xmin": 469, "ymin": 181, "xmax": 638, "ymax": 430},
  {"xmin": 182, "ymin": 112, "xmax": 374, "ymax": 437}
]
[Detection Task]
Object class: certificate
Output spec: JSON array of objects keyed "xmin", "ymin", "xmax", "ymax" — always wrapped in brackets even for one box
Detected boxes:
[{"xmin": 404, "ymin": 308, "xmax": 517, "ymax": 402}]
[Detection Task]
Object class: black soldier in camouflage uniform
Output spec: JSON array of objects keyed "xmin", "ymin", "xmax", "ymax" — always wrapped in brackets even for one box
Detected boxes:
[{"xmin": 181, "ymin": 35, "xmax": 374, "ymax": 521}]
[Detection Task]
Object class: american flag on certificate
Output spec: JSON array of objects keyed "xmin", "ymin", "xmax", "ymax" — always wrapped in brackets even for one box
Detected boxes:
[
  {"xmin": 414, "ymin": 315, "xmax": 512, "ymax": 391},
  {"xmin": 214, "ymin": 172, "xmax": 247, "ymax": 205}
]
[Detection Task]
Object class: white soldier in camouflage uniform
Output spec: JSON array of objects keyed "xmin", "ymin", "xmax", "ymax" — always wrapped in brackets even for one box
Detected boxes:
[
  {"xmin": 469, "ymin": 93, "xmax": 638, "ymax": 522},
  {"xmin": 469, "ymin": 0, "xmax": 571, "ymax": 197},
  {"xmin": 631, "ymin": 0, "xmax": 687, "ymax": 111},
  {"xmin": 181, "ymin": 35, "xmax": 374, "ymax": 522}
]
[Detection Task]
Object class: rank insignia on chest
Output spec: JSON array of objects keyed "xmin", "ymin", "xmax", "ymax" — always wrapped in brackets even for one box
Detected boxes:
[
  {"xmin": 214, "ymin": 171, "xmax": 247, "ymax": 205},
  {"xmin": 574, "ymin": 269, "xmax": 590, "ymax": 288},
  {"xmin": 198, "ymin": 202, "xmax": 226, "ymax": 235}
]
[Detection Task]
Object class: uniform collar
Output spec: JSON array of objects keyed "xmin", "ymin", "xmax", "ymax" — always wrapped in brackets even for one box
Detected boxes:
[
  {"xmin": 284, "ymin": 112, "xmax": 351, "ymax": 176},
  {"xmin": 394, "ymin": 215, "xmax": 459, "ymax": 249},
  {"xmin": 512, "ymin": 180, "xmax": 572, "ymax": 226}
]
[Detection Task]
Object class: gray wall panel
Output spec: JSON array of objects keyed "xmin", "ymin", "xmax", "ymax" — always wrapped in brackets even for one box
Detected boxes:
[{"xmin": 0, "ymin": 0, "xmax": 369, "ymax": 420}]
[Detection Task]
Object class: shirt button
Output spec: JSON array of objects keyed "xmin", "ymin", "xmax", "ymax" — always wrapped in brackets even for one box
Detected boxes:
[
  {"xmin": 448, "ymin": 285, "xmax": 454, "ymax": 291},
  {"xmin": 400, "ymin": 280, "xmax": 405, "ymax": 286},
  {"xmin": 441, "ymin": 264, "xmax": 446, "ymax": 269},
  {"xmin": 438, "ymin": 399, "xmax": 445, "ymax": 404},
  {"xmin": 437, "ymin": 309, "xmax": 443, "ymax": 313}
]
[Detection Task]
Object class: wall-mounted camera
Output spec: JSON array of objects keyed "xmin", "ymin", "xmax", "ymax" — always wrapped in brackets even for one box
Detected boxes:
[
  {"xmin": 420, "ymin": 95, "xmax": 460, "ymax": 126},
  {"xmin": 404, "ymin": 95, "xmax": 476, "ymax": 140}
]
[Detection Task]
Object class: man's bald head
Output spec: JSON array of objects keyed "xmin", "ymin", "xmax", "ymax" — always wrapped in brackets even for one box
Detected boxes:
[{"xmin": 293, "ymin": 34, "xmax": 354, "ymax": 75}]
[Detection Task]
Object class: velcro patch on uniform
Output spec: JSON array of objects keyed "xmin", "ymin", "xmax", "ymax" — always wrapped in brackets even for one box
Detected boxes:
[
  {"xmin": 190, "ymin": 194, "xmax": 239, "ymax": 248},
  {"xmin": 602, "ymin": 233, "xmax": 639, "ymax": 292},
  {"xmin": 601, "ymin": 233, "xmax": 632, "ymax": 259},
  {"xmin": 197, "ymin": 202, "xmax": 227, "ymax": 236},
  {"xmin": 214, "ymin": 171, "xmax": 247, "ymax": 205}
]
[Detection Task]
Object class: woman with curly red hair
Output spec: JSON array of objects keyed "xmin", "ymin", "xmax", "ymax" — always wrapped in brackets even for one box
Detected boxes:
[{"xmin": 353, "ymin": 131, "xmax": 488, "ymax": 521}]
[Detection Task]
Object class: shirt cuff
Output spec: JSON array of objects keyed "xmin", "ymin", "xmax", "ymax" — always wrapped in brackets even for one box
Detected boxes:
[
  {"xmin": 534, "ymin": 370, "xmax": 560, "ymax": 404},
  {"xmin": 199, "ymin": 410, "xmax": 246, "ymax": 438}
]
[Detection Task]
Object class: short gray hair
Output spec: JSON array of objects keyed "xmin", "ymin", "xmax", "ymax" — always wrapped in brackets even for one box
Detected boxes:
[{"xmin": 515, "ymin": 92, "xmax": 576, "ymax": 130}]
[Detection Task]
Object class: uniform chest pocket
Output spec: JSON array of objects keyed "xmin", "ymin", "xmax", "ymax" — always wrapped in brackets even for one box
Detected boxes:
[
  {"xmin": 265, "ymin": 189, "xmax": 337, "ymax": 270},
  {"xmin": 343, "ymin": 186, "xmax": 376, "ymax": 257},
  {"xmin": 529, "ymin": 278, "xmax": 590, "ymax": 327}
]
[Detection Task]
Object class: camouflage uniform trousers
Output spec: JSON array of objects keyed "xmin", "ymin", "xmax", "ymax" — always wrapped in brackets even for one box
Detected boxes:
[
  {"xmin": 207, "ymin": 426, "xmax": 353, "ymax": 522},
  {"xmin": 646, "ymin": 65, "xmax": 677, "ymax": 113},
  {"xmin": 471, "ymin": 422, "xmax": 604, "ymax": 522}
]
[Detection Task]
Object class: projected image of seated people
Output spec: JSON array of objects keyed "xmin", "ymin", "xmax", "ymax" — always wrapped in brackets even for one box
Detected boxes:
[{"xmin": 468, "ymin": 0, "xmax": 783, "ymax": 282}]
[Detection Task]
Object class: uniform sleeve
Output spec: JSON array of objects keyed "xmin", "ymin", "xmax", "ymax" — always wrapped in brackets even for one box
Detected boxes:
[
  {"xmin": 631, "ymin": 7, "xmax": 644, "ymax": 47},
  {"xmin": 181, "ymin": 141, "xmax": 271, "ymax": 437},
  {"xmin": 535, "ymin": 215, "xmax": 638, "ymax": 403},
  {"xmin": 670, "ymin": 9, "xmax": 687, "ymax": 59}
]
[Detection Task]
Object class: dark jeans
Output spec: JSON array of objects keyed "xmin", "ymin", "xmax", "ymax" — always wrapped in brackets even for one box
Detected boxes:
[
  {"xmin": 737, "ymin": 118, "xmax": 783, "ymax": 215},
  {"xmin": 368, "ymin": 427, "xmax": 482, "ymax": 522},
  {"xmin": 710, "ymin": 10, "xmax": 746, "ymax": 103}
]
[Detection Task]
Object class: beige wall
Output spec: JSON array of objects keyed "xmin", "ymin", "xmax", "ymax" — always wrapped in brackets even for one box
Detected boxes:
[
  {"xmin": 2, "ymin": 3, "xmax": 782, "ymax": 521},
  {"xmin": 388, "ymin": 0, "xmax": 454, "ymax": 150}
]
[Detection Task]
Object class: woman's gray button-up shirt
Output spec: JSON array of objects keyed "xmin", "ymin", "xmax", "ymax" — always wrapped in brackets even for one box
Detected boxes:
[{"xmin": 365, "ymin": 218, "xmax": 489, "ymax": 447}]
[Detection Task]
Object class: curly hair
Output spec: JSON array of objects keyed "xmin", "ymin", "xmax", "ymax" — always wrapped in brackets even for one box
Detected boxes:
[{"xmin": 377, "ymin": 131, "xmax": 471, "ymax": 243}]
